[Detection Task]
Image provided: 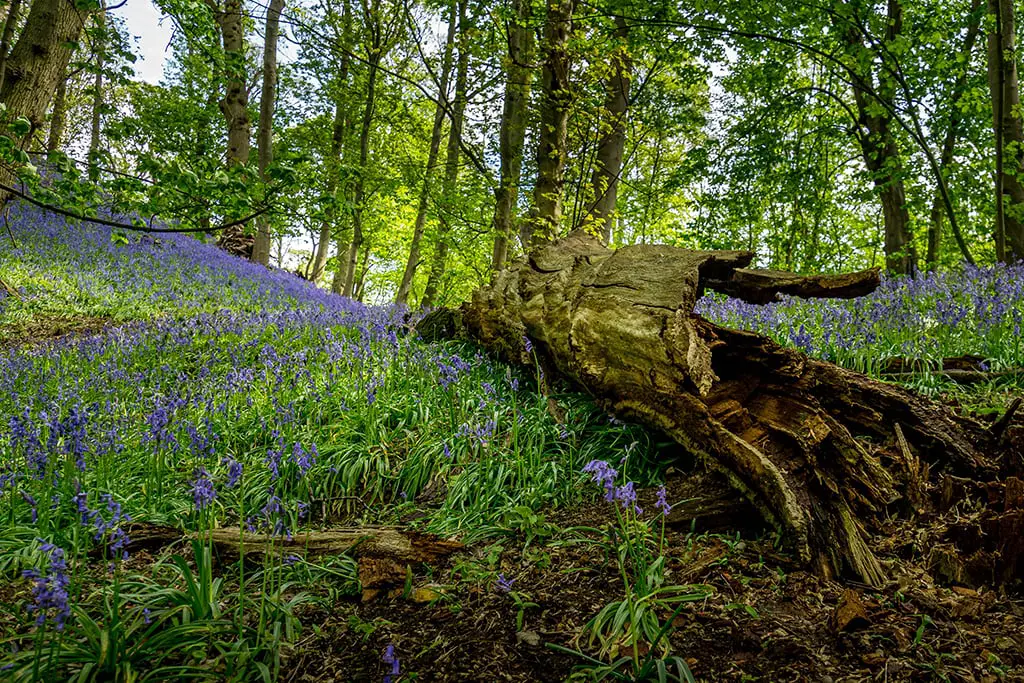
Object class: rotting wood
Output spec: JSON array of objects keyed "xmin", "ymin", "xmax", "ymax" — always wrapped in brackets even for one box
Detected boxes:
[
  {"xmin": 125, "ymin": 522, "xmax": 461, "ymax": 564},
  {"xmin": 419, "ymin": 230, "xmax": 992, "ymax": 587}
]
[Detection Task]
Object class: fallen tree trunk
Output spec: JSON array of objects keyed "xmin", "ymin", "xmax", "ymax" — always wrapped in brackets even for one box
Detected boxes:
[{"xmin": 420, "ymin": 231, "xmax": 992, "ymax": 587}]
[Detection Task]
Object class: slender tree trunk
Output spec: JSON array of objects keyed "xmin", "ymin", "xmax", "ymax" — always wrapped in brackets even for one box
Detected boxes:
[
  {"xmin": 490, "ymin": 0, "xmax": 534, "ymax": 272},
  {"xmin": 926, "ymin": 0, "xmax": 983, "ymax": 270},
  {"xmin": 331, "ymin": 238, "xmax": 350, "ymax": 293},
  {"xmin": 354, "ymin": 245, "xmax": 371, "ymax": 300},
  {"xmin": 46, "ymin": 75, "xmax": 68, "ymax": 153},
  {"xmin": 840, "ymin": 0, "xmax": 916, "ymax": 275},
  {"xmin": 252, "ymin": 0, "xmax": 285, "ymax": 265},
  {"xmin": 421, "ymin": 0, "xmax": 469, "ymax": 309},
  {"xmin": 585, "ymin": 15, "xmax": 630, "ymax": 244},
  {"xmin": 312, "ymin": 101, "xmax": 347, "ymax": 284},
  {"xmin": 987, "ymin": 0, "xmax": 1024, "ymax": 261},
  {"xmin": 315, "ymin": 0, "xmax": 354, "ymax": 288},
  {"xmin": 395, "ymin": 0, "xmax": 458, "ymax": 305},
  {"xmin": 529, "ymin": 0, "xmax": 574, "ymax": 246},
  {"xmin": 89, "ymin": 1, "xmax": 106, "ymax": 157},
  {"xmin": 344, "ymin": 27, "xmax": 383, "ymax": 298},
  {"xmin": 0, "ymin": 0, "xmax": 24, "ymax": 95}
]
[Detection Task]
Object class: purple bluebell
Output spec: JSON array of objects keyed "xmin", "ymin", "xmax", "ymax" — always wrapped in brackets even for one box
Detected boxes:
[
  {"xmin": 191, "ymin": 467, "xmax": 217, "ymax": 511},
  {"xmin": 655, "ymin": 486, "xmax": 671, "ymax": 516},
  {"xmin": 22, "ymin": 541, "xmax": 70, "ymax": 630}
]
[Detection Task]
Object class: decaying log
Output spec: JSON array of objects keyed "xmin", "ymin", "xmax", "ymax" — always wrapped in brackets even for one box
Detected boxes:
[
  {"xmin": 421, "ymin": 231, "xmax": 991, "ymax": 587},
  {"xmin": 198, "ymin": 526, "xmax": 462, "ymax": 563},
  {"xmin": 125, "ymin": 522, "xmax": 462, "ymax": 577},
  {"xmin": 703, "ymin": 265, "xmax": 881, "ymax": 304}
]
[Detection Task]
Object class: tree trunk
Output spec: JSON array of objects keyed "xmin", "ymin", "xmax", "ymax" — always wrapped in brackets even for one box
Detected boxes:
[
  {"xmin": 313, "ymin": 1, "xmax": 354, "ymax": 286},
  {"xmin": 585, "ymin": 15, "xmax": 630, "ymax": 244},
  {"xmin": 490, "ymin": 0, "xmax": 534, "ymax": 272},
  {"xmin": 210, "ymin": 0, "xmax": 253, "ymax": 258},
  {"xmin": 529, "ymin": 0, "xmax": 574, "ymax": 247},
  {"xmin": 926, "ymin": 0, "xmax": 983, "ymax": 270},
  {"xmin": 420, "ymin": 0, "xmax": 469, "ymax": 309},
  {"xmin": 987, "ymin": 0, "xmax": 1024, "ymax": 261},
  {"xmin": 89, "ymin": 1, "xmax": 106, "ymax": 157},
  {"xmin": 46, "ymin": 74, "xmax": 67, "ymax": 153},
  {"xmin": 421, "ymin": 232, "xmax": 989, "ymax": 587},
  {"xmin": 395, "ymin": 0, "xmax": 458, "ymax": 305},
  {"xmin": 252, "ymin": 0, "xmax": 285, "ymax": 266},
  {"xmin": 354, "ymin": 244, "xmax": 371, "ymax": 301},
  {"xmin": 312, "ymin": 101, "xmax": 347, "ymax": 284},
  {"xmin": 0, "ymin": 0, "xmax": 85, "ymax": 135},
  {"xmin": 0, "ymin": 0, "xmax": 24, "ymax": 95},
  {"xmin": 331, "ymin": 237, "xmax": 350, "ymax": 294},
  {"xmin": 840, "ymin": 0, "xmax": 916, "ymax": 275},
  {"xmin": 343, "ymin": 16, "xmax": 384, "ymax": 298}
]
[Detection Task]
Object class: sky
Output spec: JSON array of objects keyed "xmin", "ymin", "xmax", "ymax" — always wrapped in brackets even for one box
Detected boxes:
[{"xmin": 116, "ymin": 1, "xmax": 173, "ymax": 84}]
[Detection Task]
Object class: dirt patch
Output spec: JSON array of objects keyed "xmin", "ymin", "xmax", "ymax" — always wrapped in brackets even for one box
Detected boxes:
[
  {"xmin": 283, "ymin": 486, "xmax": 1024, "ymax": 682},
  {"xmin": 0, "ymin": 313, "xmax": 113, "ymax": 349}
]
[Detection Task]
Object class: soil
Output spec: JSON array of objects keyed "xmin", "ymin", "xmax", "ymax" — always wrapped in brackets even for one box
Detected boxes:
[
  {"xmin": 282, "ymin": 425, "xmax": 1024, "ymax": 683},
  {"xmin": 0, "ymin": 313, "xmax": 113, "ymax": 349}
]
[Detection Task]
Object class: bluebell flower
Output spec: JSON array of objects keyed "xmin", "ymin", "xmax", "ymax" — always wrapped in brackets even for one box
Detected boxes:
[
  {"xmin": 655, "ymin": 486, "xmax": 671, "ymax": 516},
  {"xmin": 191, "ymin": 468, "xmax": 217, "ymax": 511},
  {"xmin": 22, "ymin": 541, "xmax": 70, "ymax": 630}
]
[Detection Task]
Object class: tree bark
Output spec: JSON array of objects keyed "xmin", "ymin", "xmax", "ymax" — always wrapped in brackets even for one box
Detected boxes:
[
  {"xmin": 331, "ymin": 237, "xmax": 350, "ymax": 294},
  {"xmin": 0, "ymin": 0, "xmax": 86, "ymax": 135},
  {"xmin": 46, "ymin": 74, "xmax": 67, "ymax": 153},
  {"xmin": 529, "ymin": 0, "xmax": 574, "ymax": 247},
  {"xmin": 421, "ymin": 0, "xmax": 469, "ymax": 309},
  {"xmin": 585, "ymin": 15, "xmax": 630, "ymax": 244},
  {"xmin": 0, "ymin": 0, "xmax": 24, "ymax": 95},
  {"xmin": 490, "ymin": 0, "xmax": 534, "ymax": 272},
  {"xmin": 421, "ymin": 232, "xmax": 989, "ymax": 587},
  {"xmin": 840, "ymin": 0, "xmax": 916, "ymax": 275},
  {"xmin": 395, "ymin": 0, "xmax": 458, "ymax": 305},
  {"xmin": 252, "ymin": 0, "xmax": 285, "ymax": 266},
  {"xmin": 210, "ymin": 0, "xmax": 254, "ymax": 258},
  {"xmin": 987, "ymin": 0, "xmax": 1024, "ymax": 261}
]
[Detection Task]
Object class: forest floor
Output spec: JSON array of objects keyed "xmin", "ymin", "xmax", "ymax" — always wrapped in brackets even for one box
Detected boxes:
[{"xmin": 2, "ymin": 210, "xmax": 1023, "ymax": 682}]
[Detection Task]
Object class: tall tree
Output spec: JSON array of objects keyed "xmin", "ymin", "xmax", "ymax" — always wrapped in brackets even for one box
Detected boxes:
[
  {"xmin": 583, "ymin": 14, "xmax": 630, "ymax": 244},
  {"xmin": 205, "ymin": 0, "xmax": 253, "ymax": 256},
  {"xmin": 986, "ymin": 0, "xmax": 1024, "ymax": 261},
  {"xmin": 529, "ymin": 0, "xmax": 575, "ymax": 246},
  {"xmin": 490, "ymin": 0, "xmax": 534, "ymax": 272},
  {"xmin": 421, "ymin": 0, "xmax": 470, "ymax": 308},
  {"xmin": 926, "ymin": 0, "xmax": 983, "ymax": 269},
  {"xmin": 252, "ymin": 0, "xmax": 286, "ymax": 265},
  {"xmin": 395, "ymin": 0, "xmax": 458, "ymax": 305},
  {"xmin": 342, "ymin": 0, "xmax": 401, "ymax": 297},
  {"xmin": 839, "ymin": 0, "xmax": 916, "ymax": 275},
  {"xmin": 90, "ymin": 1, "xmax": 107, "ymax": 157}
]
